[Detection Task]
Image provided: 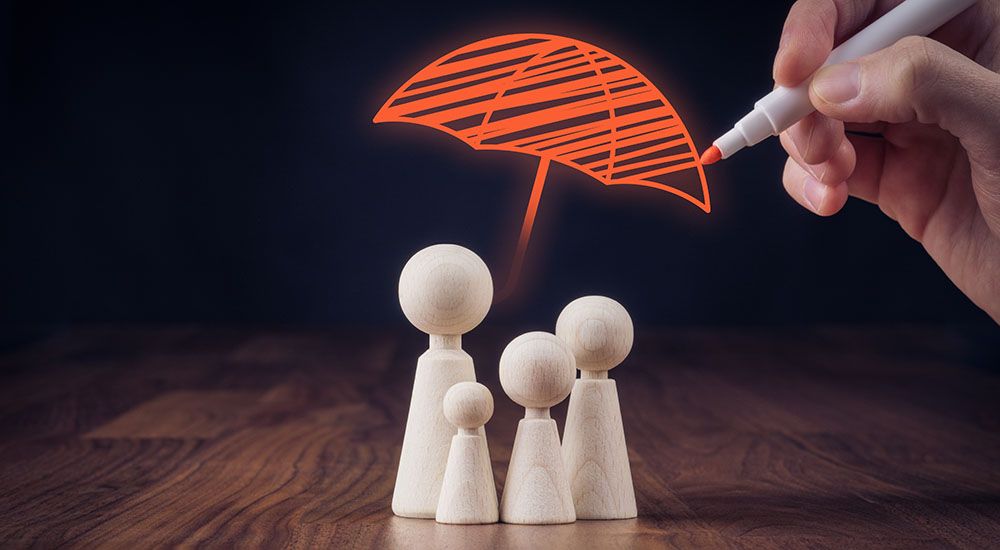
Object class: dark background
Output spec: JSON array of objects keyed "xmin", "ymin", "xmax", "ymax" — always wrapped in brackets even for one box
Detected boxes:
[{"xmin": 4, "ymin": 0, "xmax": 994, "ymax": 328}]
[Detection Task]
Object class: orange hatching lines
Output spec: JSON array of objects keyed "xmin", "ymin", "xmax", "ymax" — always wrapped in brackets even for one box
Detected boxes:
[
  {"xmin": 612, "ymin": 137, "xmax": 690, "ymax": 163},
  {"xmin": 625, "ymin": 161, "xmax": 701, "ymax": 181},
  {"xmin": 514, "ymin": 125, "xmax": 599, "ymax": 149},
  {"xmin": 374, "ymin": 33, "xmax": 710, "ymax": 212},
  {"xmin": 616, "ymin": 121, "xmax": 682, "ymax": 142},
  {"xmin": 611, "ymin": 152, "xmax": 697, "ymax": 175},
  {"xmin": 579, "ymin": 47, "xmax": 619, "ymax": 179}
]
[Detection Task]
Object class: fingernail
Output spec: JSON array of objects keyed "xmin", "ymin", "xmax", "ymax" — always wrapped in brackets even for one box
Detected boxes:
[
  {"xmin": 803, "ymin": 175, "xmax": 825, "ymax": 213},
  {"xmin": 812, "ymin": 63, "xmax": 860, "ymax": 104}
]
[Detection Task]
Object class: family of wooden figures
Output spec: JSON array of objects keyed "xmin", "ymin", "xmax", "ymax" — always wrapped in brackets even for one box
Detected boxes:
[{"xmin": 392, "ymin": 244, "xmax": 637, "ymax": 525}]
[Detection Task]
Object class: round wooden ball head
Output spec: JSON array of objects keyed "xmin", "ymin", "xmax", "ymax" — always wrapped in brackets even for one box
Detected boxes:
[
  {"xmin": 499, "ymin": 332, "xmax": 576, "ymax": 416},
  {"xmin": 443, "ymin": 382, "xmax": 493, "ymax": 432},
  {"xmin": 555, "ymin": 296, "xmax": 633, "ymax": 378},
  {"xmin": 398, "ymin": 244, "xmax": 493, "ymax": 337}
]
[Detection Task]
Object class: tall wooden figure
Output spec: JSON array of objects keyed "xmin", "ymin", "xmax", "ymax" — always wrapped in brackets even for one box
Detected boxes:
[
  {"xmin": 436, "ymin": 382, "xmax": 499, "ymax": 524},
  {"xmin": 498, "ymin": 331, "xmax": 577, "ymax": 525},
  {"xmin": 556, "ymin": 296, "xmax": 637, "ymax": 519},
  {"xmin": 392, "ymin": 244, "xmax": 493, "ymax": 519}
]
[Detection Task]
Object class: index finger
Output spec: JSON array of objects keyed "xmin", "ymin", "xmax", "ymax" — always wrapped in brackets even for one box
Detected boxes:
[{"xmin": 773, "ymin": 0, "xmax": 902, "ymax": 87}]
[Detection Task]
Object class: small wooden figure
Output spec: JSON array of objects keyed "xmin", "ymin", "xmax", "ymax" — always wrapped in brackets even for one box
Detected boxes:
[
  {"xmin": 392, "ymin": 244, "xmax": 493, "ymax": 519},
  {"xmin": 556, "ymin": 296, "xmax": 637, "ymax": 520},
  {"xmin": 436, "ymin": 382, "xmax": 499, "ymax": 524},
  {"xmin": 498, "ymin": 331, "xmax": 577, "ymax": 525}
]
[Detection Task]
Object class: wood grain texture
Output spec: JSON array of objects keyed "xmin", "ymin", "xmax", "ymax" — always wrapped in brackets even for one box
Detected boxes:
[
  {"xmin": 437, "ymin": 434, "xmax": 499, "ymax": 525},
  {"xmin": 497, "ymin": 331, "xmax": 576, "ymax": 524},
  {"xmin": 0, "ymin": 325, "xmax": 998, "ymax": 548},
  {"xmin": 394, "ymin": 243, "xmax": 494, "ymax": 519},
  {"xmin": 557, "ymin": 295, "xmax": 637, "ymax": 519},
  {"xmin": 562, "ymin": 379, "xmax": 637, "ymax": 519},
  {"xmin": 437, "ymin": 382, "xmax": 498, "ymax": 524},
  {"xmin": 392, "ymin": 346, "xmax": 481, "ymax": 519},
  {"xmin": 500, "ymin": 418, "xmax": 576, "ymax": 525}
]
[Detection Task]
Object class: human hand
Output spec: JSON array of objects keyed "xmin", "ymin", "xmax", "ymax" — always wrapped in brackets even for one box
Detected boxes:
[{"xmin": 774, "ymin": 0, "xmax": 1000, "ymax": 323}]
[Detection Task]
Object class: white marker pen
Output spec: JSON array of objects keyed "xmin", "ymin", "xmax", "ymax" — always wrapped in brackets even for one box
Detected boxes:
[{"xmin": 701, "ymin": 0, "xmax": 978, "ymax": 165}]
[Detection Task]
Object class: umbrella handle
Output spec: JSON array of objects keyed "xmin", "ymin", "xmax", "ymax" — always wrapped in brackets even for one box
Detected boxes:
[{"xmin": 497, "ymin": 157, "xmax": 550, "ymax": 301}]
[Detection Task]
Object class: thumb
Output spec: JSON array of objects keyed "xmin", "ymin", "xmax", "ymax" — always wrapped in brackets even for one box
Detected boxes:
[
  {"xmin": 810, "ymin": 35, "xmax": 1000, "ymax": 230},
  {"xmin": 809, "ymin": 36, "xmax": 1000, "ymax": 160}
]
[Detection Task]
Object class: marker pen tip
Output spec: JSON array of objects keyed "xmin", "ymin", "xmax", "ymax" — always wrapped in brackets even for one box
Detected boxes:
[{"xmin": 700, "ymin": 145, "xmax": 722, "ymax": 166}]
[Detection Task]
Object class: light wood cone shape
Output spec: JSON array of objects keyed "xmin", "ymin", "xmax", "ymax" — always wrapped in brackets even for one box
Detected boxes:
[
  {"xmin": 562, "ymin": 378, "xmax": 637, "ymax": 519},
  {"xmin": 436, "ymin": 435, "xmax": 498, "ymax": 524},
  {"xmin": 556, "ymin": 296, "xmax": 637, "ymax": 519},
  {"xmin": 392, "ymin": 245, "xmax": 493, "ymax": 519},
  {"xmin": 498, "ymin": 332, "xmax": 577, "ymax": 524},
  {"xmin": 393, "ymin": 348, "xmax": 485, "ymax": 518},
  {"xmin": 436, "ymin": 382, "xmax": 498, "ymax": 524},
  {"xmin": 501, "ymin": 418, "xmax": 576, "ymax": 524}
]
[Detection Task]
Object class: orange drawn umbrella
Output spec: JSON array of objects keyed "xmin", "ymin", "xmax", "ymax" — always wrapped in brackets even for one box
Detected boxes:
[{"xmin": 374, "ymin": 33, "xmax": 710, "ymax": 298}]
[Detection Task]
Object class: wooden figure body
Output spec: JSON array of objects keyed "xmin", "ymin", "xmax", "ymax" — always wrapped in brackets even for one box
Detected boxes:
[
  {"xmin": 498, "ymin": 332, "xmax": 577, "ymax": 525},
  {"xmin": 392, "ymin": 245, "xmax": 493, "ymax": 519},
  {"xmin": 436, "ymin": 382, "xmax": 498, "ymax": 524},
  {"xmin": 557, "ymin": 296, "xmax": 637, "ymax": 520}
]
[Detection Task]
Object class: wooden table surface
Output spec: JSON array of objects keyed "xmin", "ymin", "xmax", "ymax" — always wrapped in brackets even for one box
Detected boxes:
[{"xmin": 0, "ymin": 326, "xmax": 998, "ymax": 548}]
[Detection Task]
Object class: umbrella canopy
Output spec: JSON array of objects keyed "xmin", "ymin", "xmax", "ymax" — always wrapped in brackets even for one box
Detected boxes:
[{"xmin": 374, "ymin": 33, "xmax": 710, "ymax": 297}]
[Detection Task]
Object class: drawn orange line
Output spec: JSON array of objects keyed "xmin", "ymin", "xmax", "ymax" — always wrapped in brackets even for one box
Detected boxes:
[{"xmin": 499, "ymin": 157, "xmax": 550, "ymax": 300}]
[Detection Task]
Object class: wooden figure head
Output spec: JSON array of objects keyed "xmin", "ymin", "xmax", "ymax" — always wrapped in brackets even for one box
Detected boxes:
[
  {"xmin": 556, "ymin": 296, "xmax": 633, "ymax": 375},
  {"xmin": 398, "ymin": 244, "xmax": 493, "ymax": 337},
  {"xmin": 443, "ymin": 382, "xmax": 494, "ymax": 431},
  {"xmin": 499, "ymin": 331, "xmax": 576, "ymax": 413}
]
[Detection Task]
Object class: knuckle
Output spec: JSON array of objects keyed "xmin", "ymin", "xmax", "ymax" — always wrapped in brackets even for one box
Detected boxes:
[
  {"xmin": 816, "ymin": 0, "xmax": 839, "ymax": 43},
  {"xmin": 786, "ymin": 0, "xmax": 838, "ymax": 49},
  {"xmin": 789, "ymin": 0, "xmax": 835, "ymax": 23},
  {"xmin": 896, "ymin": 36, "xmax": 942, "ymax": 99}
]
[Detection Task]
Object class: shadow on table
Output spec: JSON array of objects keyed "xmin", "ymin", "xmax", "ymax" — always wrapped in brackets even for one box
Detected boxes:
[
  {"xmin": 373, "ymin": 486, "xmax": 1000, "ymax": 548},
  {"xmin": 380, "ymin": 516, "xmax": 670, "ymax": 549}
]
